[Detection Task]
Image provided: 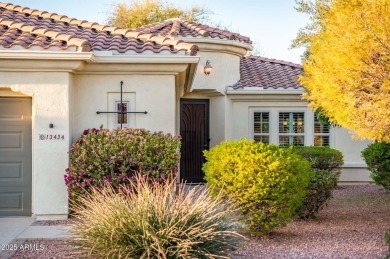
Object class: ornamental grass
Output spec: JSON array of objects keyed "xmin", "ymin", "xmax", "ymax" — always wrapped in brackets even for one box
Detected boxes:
[{"xmin": 69, "ymin": 175, "xmax": 244, "ymax": 258}]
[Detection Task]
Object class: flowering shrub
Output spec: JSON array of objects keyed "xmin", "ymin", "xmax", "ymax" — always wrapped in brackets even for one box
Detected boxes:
[
  {"xmin": 203, "ymin": 139, "xmax": 311, "ymax": 235},
  {"xmin": 65, "ymin": 127, "xmax": 180, "ymax": 204}
]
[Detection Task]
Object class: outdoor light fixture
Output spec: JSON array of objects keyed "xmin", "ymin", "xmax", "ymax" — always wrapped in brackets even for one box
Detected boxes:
[{"xmin": 204, "ymin": 60, "xmax": 212, "ymax": 75}]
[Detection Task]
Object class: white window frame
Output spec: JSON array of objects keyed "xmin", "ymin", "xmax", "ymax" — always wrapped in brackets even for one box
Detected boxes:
[
  {"xmin": 251, "ymin": 111, "xmax": 271, "ymax": 144},
  {"xmin": 313, "ymin": 114, "xmax": 331, "ymax": 147},
  {"xmin": 278, "ymin": 111, "xmax": 306, "ymax": 147}
]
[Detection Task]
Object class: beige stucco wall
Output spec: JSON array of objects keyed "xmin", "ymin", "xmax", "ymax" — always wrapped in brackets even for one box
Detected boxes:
[
  {"xmin": 331, "ymin": 127, "xmax": 372, "ymax": 182},
  {"xmin": 0, "ymin": 71, "xmax": 71, "ymax": 219},
  {"xmin": 190, "ymin": 51, "xmax": 241, "ymax": 93},
  {"xmin": 229, "ymin": 93, "xmax": 371, "ymax": 182},
  {"xmin": 72, "ymin": 74, "xmax": 177, "ymax": 139},
  {"xmin": 0, "ymin": 54, "xmax": 194, "ymax": 219}
]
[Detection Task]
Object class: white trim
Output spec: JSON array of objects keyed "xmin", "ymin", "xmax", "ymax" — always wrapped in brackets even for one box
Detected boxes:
[
  {"xmin": 250, "ymin": 110, "xmax": 271, "ymax": 143},
  {"xmin": 0, "ymin": 51, "xmax": 93, "ymax": 60},
  {"xmin": 175, "ymin": 36, "xmax": 252, "ymax": 50},
  {"xmin": 0, "ymin": 50, "xmax": 200, "ymax": 64},
  {"xmin": 90, "ymin": 54, "xmax": 200, "ymax": 64},
  {"xmin": 277, "ymin": 111, "xmax": 306, "ymax": 146}
]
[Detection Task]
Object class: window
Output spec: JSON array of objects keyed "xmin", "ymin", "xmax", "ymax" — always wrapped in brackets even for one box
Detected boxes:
[
  {"xmin": 253, "ymin": 112, "xmax": 270, "ymax": 143},
  {"xmin": 279, "ymin": 112, "xmax": 304, "ymax": 147},
  {"xmin": 115, "ymin": 101, "xmax": 129, "ymax": 127},
  {"xmin": 314, "ymin": 115, "xmax": 330, "ymax": 146}
]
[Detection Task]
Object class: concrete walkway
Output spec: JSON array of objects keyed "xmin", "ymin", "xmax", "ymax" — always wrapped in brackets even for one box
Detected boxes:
[{"xmin": 0, "ymin": 217, "xmax": 70, "ymax": 245}]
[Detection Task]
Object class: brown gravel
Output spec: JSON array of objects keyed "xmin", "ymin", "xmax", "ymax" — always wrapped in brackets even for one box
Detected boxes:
[
  {"xmin": 7, "ymin": 184, "xmax": 390, "ymax": 259},
  {"xmin": 8, "ymin": 239, "xmax": 86, "ymax": 259},
  {"xmin": 31, "ymin": 220, "xmax": 73, "ymax": 226},
  {"xmin": 232, "ymin": 184, "xmax": 390, "ymax": 259}
]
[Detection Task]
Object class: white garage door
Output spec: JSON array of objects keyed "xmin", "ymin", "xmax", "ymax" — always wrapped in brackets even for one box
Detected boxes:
[{"xmin": 0, "ymin": 98, "xmax": 32, "ymax": 216}]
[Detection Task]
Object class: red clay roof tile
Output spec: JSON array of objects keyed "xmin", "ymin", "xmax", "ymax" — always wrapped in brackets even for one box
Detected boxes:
[
  {"xmin": 0, "ymin": 2, "xmax": 199, "ymax": 55},
  {"xmin": 232, "ymin": 56, "xmax": 302, "ymax": 89},
  {"xmin": 135, "ymin": 18, "xmax": 251, "ymax": 44}
]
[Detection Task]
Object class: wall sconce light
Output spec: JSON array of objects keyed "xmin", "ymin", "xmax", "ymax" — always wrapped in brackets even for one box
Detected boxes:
[{"xmin": 204, "ymin": 60, "xmax": 212, "ymax": 75}]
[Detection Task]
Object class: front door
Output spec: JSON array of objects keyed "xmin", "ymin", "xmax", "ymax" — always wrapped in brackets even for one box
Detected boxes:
[
  {"xmin": 180, "ymin": 99, "xmax": 209, "ymax": 183},
  {"xmin": 0, "ymin": 98, "xmax": 32, "ymax": 216}
]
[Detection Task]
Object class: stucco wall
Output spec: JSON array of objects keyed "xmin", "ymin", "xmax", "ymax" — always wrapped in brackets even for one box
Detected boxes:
[
  {"xmin": 190, "ymin": 51, "xmax": 240, "ymax": 93},
  {"xmin": 0, "ymin": 71, "xmax": 71, "ymax": 219},
  {"xmin": 229, "ymin": 95, "xmax": 371, "ymax": 182},
  {"xmin": 72, "ymin": 74, "xmax": 177, "ymax": 139}
]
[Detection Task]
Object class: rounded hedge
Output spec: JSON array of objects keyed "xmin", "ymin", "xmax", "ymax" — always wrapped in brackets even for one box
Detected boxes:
[
  {"xmin": 203, "ymin": 139, "xmax": 311, "ymax": 235},
  {"xmin": 362, "ymin": 142, "xmax": 390, "ymax": 190},
  {"xmin": 64, "ymin": 127, "xmax": 181, "ymax": 204},
  {"xmin": 292, "ymin": 146, "xmax": 343, "ymax": 219},
  {"xmin": 292, "ymin": 146, "xmax": 344, "ymax": 172}
]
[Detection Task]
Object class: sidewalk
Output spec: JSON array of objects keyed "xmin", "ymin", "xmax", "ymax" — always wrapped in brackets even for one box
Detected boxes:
[{"xmin": 0, "ymin": 217, "xmax": 70, "ymax": 259}]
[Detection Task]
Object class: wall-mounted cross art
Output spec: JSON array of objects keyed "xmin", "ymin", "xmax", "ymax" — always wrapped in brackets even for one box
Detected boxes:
[{"xmin": 96, "ymin": 81, "xmax": 147, "ymax": 129}]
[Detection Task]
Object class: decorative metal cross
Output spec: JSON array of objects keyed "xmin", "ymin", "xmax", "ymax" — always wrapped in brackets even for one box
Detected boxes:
[{"xmin": 96, "ymin": 81, "xmax": 147, "ymax": 129}]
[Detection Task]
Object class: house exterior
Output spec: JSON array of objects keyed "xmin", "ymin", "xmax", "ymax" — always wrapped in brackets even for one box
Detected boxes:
[{"xmin": 0, "ymin": 3, "xmax": 371, "ymax": 219}]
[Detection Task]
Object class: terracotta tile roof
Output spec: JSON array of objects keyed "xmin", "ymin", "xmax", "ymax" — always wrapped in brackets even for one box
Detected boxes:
[
  {"xmin": 134, "ymin": 18, "xmax": 252, "ymax": 44},
  {"xmin": 0, "ymin": 3, "xmax": 198, "ymax": 55},
  {"xmin": 232, "ymin": 56, "xmax": 302, "ymax": 89}
]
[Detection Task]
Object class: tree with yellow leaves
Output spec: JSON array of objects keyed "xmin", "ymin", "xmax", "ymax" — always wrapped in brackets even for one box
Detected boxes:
[
  {"xmin": 107, "ymin": 0, "xmax": 209, "ymax": 29},
  {"xmin": 295, "ymin": 0, "xmax": 390, "ymax": 142}
]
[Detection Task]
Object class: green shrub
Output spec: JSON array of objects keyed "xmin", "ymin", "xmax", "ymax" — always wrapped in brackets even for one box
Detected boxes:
[
  {"xmin": 203, "ymin": 139, "xmax": 311, "ymax": 236},
  {"xmin": 70, "ymin": 175, "xmax": 244, "ymax": 258},
  {"xmin": 64, "ymin": 127, "xmax": 181, "ymax": 204},
  {"xmin": 292, "ymin": 146, "xmax": 344, "ymax": 172},
  {"xmin": 292, "ymin": 146, "xmax": 343, "ymax": 219},
  {"xmin": 361, "ymin": 142, "xmax": 390, "ymax": 190},
  {"xmin": 295, "ymin": 169, "xmax": 339, "ymax": 219}
]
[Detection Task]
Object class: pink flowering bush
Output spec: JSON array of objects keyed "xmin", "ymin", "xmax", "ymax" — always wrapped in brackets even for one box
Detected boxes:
[{"xmin": 64, "ymin": 127, "xmax": 181, "ymax": 204}]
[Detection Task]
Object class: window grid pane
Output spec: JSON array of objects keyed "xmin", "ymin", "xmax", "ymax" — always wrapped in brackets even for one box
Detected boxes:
[
  {"xmin": 279, "ymin": 112, "xmax": 290, "ymax": 133},
  {"xmin": 314, "ymin": 136, "xmax": 329, "ymax": 146},
  {"xmin": 254, "ymin": 135, "xmax": 269, "ymax": 143},
  {"xmin": 279, "ymin": 112, "xmax": 305, "ymax": 147},
  {"xmin": 254, "ymin": 112, "xmax": 270, "ymax": 144},
  {"xmin": 293, "ymin": 113, "xmax": 305, "ymax": 133},
  {"xmin": 314, "ymin": 115, "xmax": 330, "ymax": 146},
  {"xmin": 314, "ymin": 117, "xmax": 330, "ymax": 134}
]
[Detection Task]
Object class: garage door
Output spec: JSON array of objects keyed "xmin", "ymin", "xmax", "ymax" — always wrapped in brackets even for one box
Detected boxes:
[{"xmin": 0, "ymin": 98, "xmax": 32, "ymax": 216}]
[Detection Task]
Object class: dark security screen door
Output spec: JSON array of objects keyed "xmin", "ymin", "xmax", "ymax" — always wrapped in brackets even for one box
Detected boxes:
[{"xmin": 180, "ymin": 99, "xmax": 209, "ymax": 183}]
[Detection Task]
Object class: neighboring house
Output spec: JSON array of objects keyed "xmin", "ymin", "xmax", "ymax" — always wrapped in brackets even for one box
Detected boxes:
[{"xmin": 0, "ymin": 3, "xmax": 370, "ymax": 219}]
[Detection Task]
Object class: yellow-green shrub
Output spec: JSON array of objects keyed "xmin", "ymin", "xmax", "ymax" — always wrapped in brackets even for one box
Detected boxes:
[{"xmin": 203, "ymin": 139, "xmax": 311, "ymax": 235}]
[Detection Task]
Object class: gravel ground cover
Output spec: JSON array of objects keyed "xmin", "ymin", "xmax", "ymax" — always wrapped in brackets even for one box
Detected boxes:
[
  {"xmin": 8, "ymin": 184, "xmax": 390, "ymax": 259},
  {"xmin": 233, "ymin": 184, "xmax": 390, "ymax": 259},
  {"xmin": 31, "ymin": 220, "xmax": 73, "ymax": 226}
]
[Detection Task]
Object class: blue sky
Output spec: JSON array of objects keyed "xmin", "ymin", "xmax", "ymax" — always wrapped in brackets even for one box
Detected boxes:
[{"xmin": 9, "ymin": 0, "xmax": 309, "ymax": 64}]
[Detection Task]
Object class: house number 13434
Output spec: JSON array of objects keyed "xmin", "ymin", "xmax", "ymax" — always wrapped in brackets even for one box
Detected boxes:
[{"xmin": 39, "ymin": 134, "xmax": 65, "ymax": 140}]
